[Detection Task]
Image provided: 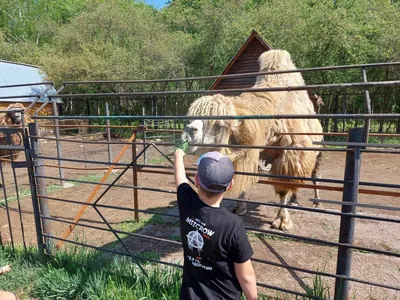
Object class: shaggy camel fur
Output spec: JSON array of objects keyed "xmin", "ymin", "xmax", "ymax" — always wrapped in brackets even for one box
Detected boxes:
[
  {"xmin": 0, "ymin": 103, "xmax": 33, "ymax": 166},
  {"xmin": 182, "ymin": 50, "xmax": 323, "ymax": 231}
]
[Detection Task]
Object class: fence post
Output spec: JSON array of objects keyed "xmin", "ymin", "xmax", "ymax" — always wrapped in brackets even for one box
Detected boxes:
[
  {"xmin": 52, "ymin": 100, "xmax": 65, "ymax": 186},
  {"xmin": 362, "ymin": 68, "xmax": 371, "ymax": 142},
  {"xmin": 28, "ymin": 123, "xmax": 51, "ymax": 252},
  {"xmin": 132, "ymin": 130, "xmax": 139, "ymax": 222},
  {"xmin": 334, "ymin": 127, "xmax": 363, "ymax": 300},
  {"xmin": 106, "ymin": 102, "xmax": 112, "ymax": 163},
  {"xmin": 142, "ymin": 106, "xmax": 147, "ymax": 165}
]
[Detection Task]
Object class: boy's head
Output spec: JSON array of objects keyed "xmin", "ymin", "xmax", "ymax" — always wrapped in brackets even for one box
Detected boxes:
[{"xmin": 195, "ymin": 151, "xmax": 234, "ymax": 195}]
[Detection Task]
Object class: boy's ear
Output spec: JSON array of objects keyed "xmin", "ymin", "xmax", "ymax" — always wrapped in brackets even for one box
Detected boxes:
[
  {"xmin": 226, "ymin": 179, "xmax": 234, "ymax": 191},
  {"xmin": 195, "ymin": 173, "xmax": 200, "ymax": 188}
]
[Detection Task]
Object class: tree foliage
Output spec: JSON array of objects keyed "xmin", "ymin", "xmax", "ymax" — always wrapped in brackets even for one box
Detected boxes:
[{"xmin": 0, "ymin": 0, "xmax": 399, "ymax": 130}]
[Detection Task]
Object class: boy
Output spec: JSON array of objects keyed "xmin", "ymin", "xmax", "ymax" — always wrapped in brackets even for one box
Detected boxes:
[{"xmin": 174, "ymin": 149, "xmax": 257, "ymax": 300}]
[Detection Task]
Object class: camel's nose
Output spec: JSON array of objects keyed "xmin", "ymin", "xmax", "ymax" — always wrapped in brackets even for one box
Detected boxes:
[{"xmin": 181, "ymin": 130, "xmax": 192, "ymax": 143}]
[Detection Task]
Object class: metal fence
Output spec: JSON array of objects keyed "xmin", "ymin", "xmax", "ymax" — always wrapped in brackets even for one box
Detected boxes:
[{"xmin": 0, "ymin": 62, "xmax": 400, "ymax": 299}]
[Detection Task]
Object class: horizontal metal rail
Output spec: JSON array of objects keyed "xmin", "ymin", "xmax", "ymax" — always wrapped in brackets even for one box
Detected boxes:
[
  {"xmin": 29, "ymin": 135, "xmax": 399, "ymax": 154},
  {"xmin": 33, "ymin": 156, "xmax": 349, "ymax": 185},
  {"xmin": 42, "ymin": 213, "xmax": 400, "ymax": 291},
  {"xmin": 61, "ymin": 61, "xmax": 400, "ymax": 85},
  {"xmin": 41, "ymin": 215, "xmax": 181, "ymax": 246},
  {"xmin": 40, "ymin": 195, "xmax": 400, "ymax": 257},
  {"xmin": 41, "ymin": 209, "xmax": 400, "ymax": 292},
  {"xmin": 0, "ymin": 145, "xmax": 26, "ymax": 151},
  {"xmin": 0, "ymin": 109, "xmax": 25, "ymax": 113},
  {"xmin": 251, "ymin": 258, "xmax": 400, "ymax": 292},
  {"xmin": 33, "ymin": 155, "xmax": 400, "ymax": 192},
  {"xmin": 47, "ymin": 80, "xmax": 400, "ymax": 99},
  {"xmin": 316, "ymin": 141, "xmax": 400, "ymax": 149},
  {"xmin": 362, "ymin": 149, "xmax": 400, "ymax": 154},
  {"xmin": 309, "ymin": 199, "xmax": 400, "ymax": 211},
  {"xmin": 0, "ymin": 81, "xmax": 54, "ymax": 89},
  {"xmin": 42, "ymin": 234, "xmax": 325, "ymax": 299},
  {"xmin": 28, "ymin": 126, "xmax": 400, "ymax": 138},
  {"xmin": 43, "ymin": 234, "xmax": 182, "ymax": 268},
  {"xmin": 32, "ymin": 113, "xmax": 400, "ymax": 120},
  {"xmin": 0, "ymin": 94, "xmax": 42, "ymax": 100},
  {"xmin": 37, "ymin": 179, "xmax": 400, "ymax": 227},
  {"xmin": 29, "ymin": 135, "xmax": 349, "ymax": 152}
]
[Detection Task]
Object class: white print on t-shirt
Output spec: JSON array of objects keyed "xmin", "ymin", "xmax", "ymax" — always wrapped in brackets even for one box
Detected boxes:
[
  {"xmin": 187, "ymin": 230, "xmax": 204, "ymax": 254},
  {"xmin": 185, "ymin": 217, "xmax": 215, "ymax": 237},
  {"xmin": 187, "ymin": 255, "xmax": 213, "ymax": 271}
]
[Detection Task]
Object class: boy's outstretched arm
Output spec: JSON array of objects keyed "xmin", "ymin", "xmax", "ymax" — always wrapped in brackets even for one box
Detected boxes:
[
  {"xmin": 174, "ymin": 149, "xmax": 188, "ymax": 188},
  {"xmin": 234, "ymin": 260, "xmax": 257, "ymax": 300}
]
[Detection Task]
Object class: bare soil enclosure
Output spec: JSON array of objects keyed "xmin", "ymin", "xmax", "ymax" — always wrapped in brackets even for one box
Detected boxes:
[{"xmin": 1, "ymin": 135, "xmax": 399, "ymax": 299}]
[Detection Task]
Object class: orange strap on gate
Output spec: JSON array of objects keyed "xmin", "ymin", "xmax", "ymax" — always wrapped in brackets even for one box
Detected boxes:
[{"xmin": 56, "ymin": 132, "xmax": 136, "ymax": 250}]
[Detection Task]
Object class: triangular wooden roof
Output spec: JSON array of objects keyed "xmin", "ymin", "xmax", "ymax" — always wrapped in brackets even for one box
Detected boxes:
[{"xmin": 210, "ymin": 30, "xmax": 272, "ymax": 90}]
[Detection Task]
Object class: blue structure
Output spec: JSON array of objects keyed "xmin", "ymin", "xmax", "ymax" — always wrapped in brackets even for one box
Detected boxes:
[{"xmin": 0, "ymin": 60, "xmax": 61, "ymax": 103}]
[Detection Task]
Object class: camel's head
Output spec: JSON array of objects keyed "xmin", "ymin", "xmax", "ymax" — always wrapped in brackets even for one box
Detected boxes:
[
  {"xmin": 2, "ymin": 103, "xmax": 33, "ymax": 126},
  {"xmin": 181, "ymin": 95, "xmax": 240, "ymax": 155},
  {"xmin": 6, "ymin": 103, "xmax": 25, "ymax": 125}
]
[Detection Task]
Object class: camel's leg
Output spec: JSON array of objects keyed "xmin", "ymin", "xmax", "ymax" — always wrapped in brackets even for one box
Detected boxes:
[
  {"xmin": 288, "ymin": 191, "xmax": 299, "ymax": 206},
  {"xmin": 232, "ymin": 191, "xmax": 248, "ymax": 216},
  {"xmin": 311, "ymin": 171, "xmax": 323, "ymax": 208},
  {"xmin": 271, "ymin": 192, "xmax": 293, "ymax": 231},
  {"xmin": 311, "ymin": 152, "xmax": 323, "ymax": 208}
]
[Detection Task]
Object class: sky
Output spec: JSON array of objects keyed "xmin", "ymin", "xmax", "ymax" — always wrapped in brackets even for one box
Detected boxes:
[{"xmin": 143, "ymin": 0, "xmax": 168, "ymax": 9}]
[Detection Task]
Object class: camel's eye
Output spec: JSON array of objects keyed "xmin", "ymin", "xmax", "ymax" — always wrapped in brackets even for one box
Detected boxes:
[{"xmin": 192, "ymin": 128, "xmax": 198, "ymax": 131}]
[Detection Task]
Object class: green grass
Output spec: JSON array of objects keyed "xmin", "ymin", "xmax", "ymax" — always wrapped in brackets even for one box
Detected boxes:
[
  {"xmin": 248, "ymin": 231, "xmax": 297, "ymax": 243},
  {"xmin": 147, "ymin": 156, "xmax": 168, "ymax": 165},
  {"xmin": 0, "ymin": 245, "xmax": 181, "ymax": 299},
  {"xmin": 117, "ymin": 210, "xmax": 166, "ymax": 238},
  {"xmin": 77, "ymin": 174, "xmax": 107, "ymax": 183}
]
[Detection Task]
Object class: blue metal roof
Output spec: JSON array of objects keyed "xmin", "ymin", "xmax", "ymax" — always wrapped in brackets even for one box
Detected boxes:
[{"xmin": 0, "ymin": 60, "xmax": 61, "ymax": 103}]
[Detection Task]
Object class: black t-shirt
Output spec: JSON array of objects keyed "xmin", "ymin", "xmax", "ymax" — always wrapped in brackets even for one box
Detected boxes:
[{"xmin": 177, "ymin": 183, "xmax": 254, "ymax": 300}]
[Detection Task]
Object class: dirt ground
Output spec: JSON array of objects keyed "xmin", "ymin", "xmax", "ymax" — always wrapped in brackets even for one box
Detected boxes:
[{"xmin": 0, "ymin": 135, "xmax": 399, "ymax": 299}]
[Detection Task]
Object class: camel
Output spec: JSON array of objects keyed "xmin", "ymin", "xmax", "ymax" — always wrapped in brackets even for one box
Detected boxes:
[
  {"xmin": 0, "ymin": 103, "xmax": 33, "ymax": 166},
  {"xmin": 181, "ymin": 50, "xmax": 323, "ymax": 231}
]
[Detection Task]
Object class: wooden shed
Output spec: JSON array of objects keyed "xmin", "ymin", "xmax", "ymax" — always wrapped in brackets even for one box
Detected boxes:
[
  {"xmin": 210, "ymin": 30, "xmax": 271, "ymax": 90},
  {"xmin": 209, "ymin": 30, "xmax": 323, "ymax": 112}
]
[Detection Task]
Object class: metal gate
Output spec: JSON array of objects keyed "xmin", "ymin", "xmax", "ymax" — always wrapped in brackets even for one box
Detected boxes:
[{"xmin": 0, "ymin": 125, "xmax": 43, "ymax": 252}]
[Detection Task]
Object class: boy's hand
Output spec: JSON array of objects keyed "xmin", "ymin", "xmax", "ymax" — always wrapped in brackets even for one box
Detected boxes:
[
  {"xmin": 174, "ymin": 149, "xmax": 188, "ymax": 188},
  {"xmin": 174, "ymin": 148, "xmax": 186, "ymax": 158}
]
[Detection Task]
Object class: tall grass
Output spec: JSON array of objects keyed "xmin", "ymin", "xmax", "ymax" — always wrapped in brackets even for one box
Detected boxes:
[{"xmin": 0, "ymin": 245, "xmax": 181, "ymax": 299}]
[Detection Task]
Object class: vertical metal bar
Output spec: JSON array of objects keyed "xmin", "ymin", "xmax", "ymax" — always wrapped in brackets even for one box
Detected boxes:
[
  {"xmin": 106, "ymin": 102, "xmax": 112, "ymax": 163},
  {"xmin": 28, "ymin": 123, "xmax": 51, "ymax": 251},
  {"xmin": 132, "ymin": 130, "xmax": 139, "ymax": 222},
  {"xmin": 82, "ymin": 127, "xmax": 88, "ymax": 177},
  {"xmin": 362, "ymin": 68, "xmax": 371, "ymax": 143},
  {"xmin": 142, "ymin": 106, "xmax": 147, "ymax": 165},
  {"xmin": 9, "ymin": 138, "xmax": 27, "ymax": 250},
  {"xmin": 0, "ymin": 155, "xmax": 14, "ymax": 251},
  {"xmin": 25, "ymin": 125, "xmax": 45, "ymax": 253},
  {"xmin": 52, "ymin": 100, "xmax": 65, "ymax": 186},
  {"xmin": 334, "ymin": 127, "xmax": 363, "ymax": 300}
]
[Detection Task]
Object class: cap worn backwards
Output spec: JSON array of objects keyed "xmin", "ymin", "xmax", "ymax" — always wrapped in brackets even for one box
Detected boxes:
[{"xmin": 196, "ymin": 151, "xmax": 234, "ymax": 193}]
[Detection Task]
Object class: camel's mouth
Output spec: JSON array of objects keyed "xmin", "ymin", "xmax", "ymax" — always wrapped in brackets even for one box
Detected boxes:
[{"xmin": 9, "ymin": 112, "xmax": 23, "ymax": 125}]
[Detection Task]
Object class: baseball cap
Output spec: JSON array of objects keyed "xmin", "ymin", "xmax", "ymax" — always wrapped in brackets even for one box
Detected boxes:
[{"xmin": 196, "ymin": 151, "xmax": 234, "ymax": 193}]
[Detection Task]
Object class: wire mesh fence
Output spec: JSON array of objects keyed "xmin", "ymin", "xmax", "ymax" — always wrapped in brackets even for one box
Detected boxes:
[{"xmin": 0, "ymin": 61, "xmax": 400, "ymax": 299}]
